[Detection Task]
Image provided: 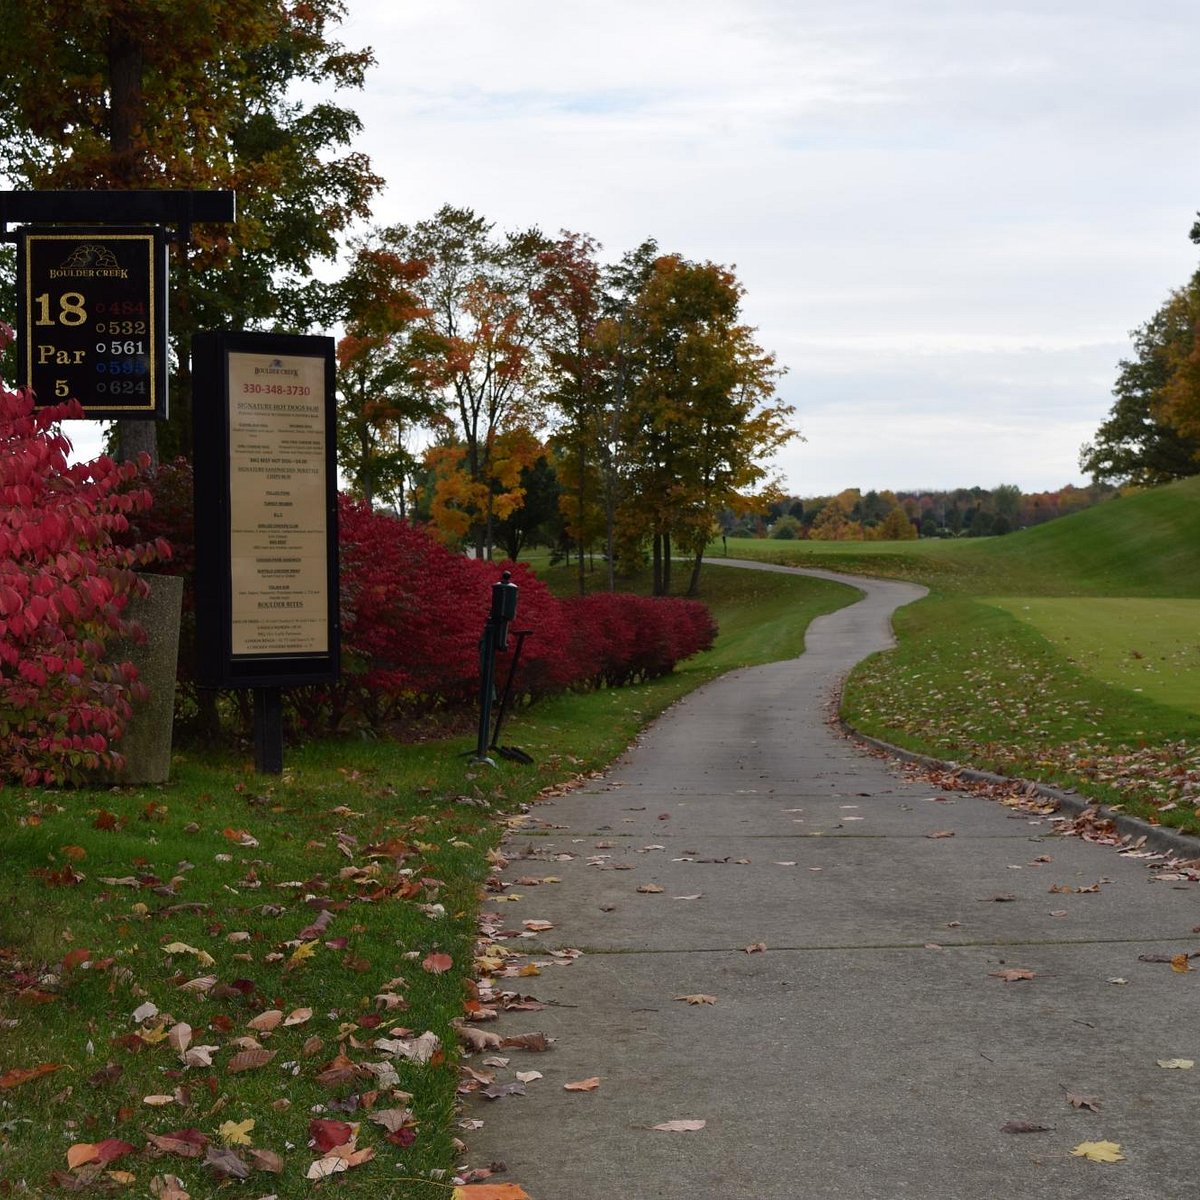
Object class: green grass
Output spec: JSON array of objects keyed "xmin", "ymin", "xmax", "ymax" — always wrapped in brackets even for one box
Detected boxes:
[
  {"xmin": 0, "ymin": 561, "xmax": 852, "ymax": 1197},
  {"xmin": 717, "ymin": 477, "xmax": 1200, "ymax": 833},
  {"xmin": 986, "ymin": 597, "xmax": 1200, "ymax": 714}
]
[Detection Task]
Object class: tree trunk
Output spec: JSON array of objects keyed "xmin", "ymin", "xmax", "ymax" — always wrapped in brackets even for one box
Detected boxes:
[
  {"xmin": 687, "ymin": 549, "xmax": 704, "ymax": 597},
  {"xmin": 652, "ymin": 533, "xmax": 663, "ymax": 596},
  {"xmin": 108, "ymin": 19, "xmax": 158, "ymax": 467},
  {"xmin": 662, "ymin": 532, "xmax": 672, "ymax": 595}
]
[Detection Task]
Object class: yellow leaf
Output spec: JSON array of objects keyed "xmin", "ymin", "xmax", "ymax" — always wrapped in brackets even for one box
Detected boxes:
[
  {"xmin": 288, "ymin": 940, "xmax": 318, "ymax": 967},
  {"xmin": 1070, "ymin": 1140, "xmax": 1125, "ymax": 1163},
  {"xmin": 105, "ymin": 1170, "xmax": 136, "ymax": 1185},
  {"xmin": 1170, "ymin": 954, "xmax": 1194, "ymax": 973},
  {"xmin": 161, "ymin": 942, "xmax": 215, "ymax": 968},
  {"xmin": 217, "ymin": 1119, "xmax": 255, "ymax": 1147},
  {"xmin": 138, "ymin": 1023, "xmax": 169, "ymax": 1045}
]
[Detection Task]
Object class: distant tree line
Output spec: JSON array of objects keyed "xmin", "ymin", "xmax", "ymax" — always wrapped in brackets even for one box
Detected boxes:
[
  {"xmin": 1080, "ymin": 219, "xmax": 1200, "ymax": 486},
  {"xmin": 728, "ymin": 483, "xmax": 1115, "ymax": 541}
]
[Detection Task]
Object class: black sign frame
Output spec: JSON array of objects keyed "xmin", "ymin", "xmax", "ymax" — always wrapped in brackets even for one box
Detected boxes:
[
  {"xmin": 193, "ymin": 330, "xmax": 340, "ymax": 689},
  {"xmin": 16, "ymin": 225, "xmax": 168, "ymax": 419}
]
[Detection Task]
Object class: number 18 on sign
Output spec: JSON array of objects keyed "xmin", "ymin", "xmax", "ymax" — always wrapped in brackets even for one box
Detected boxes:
[{"xmin": 17, "ymin": 227, "xmax": 168, "ymax": 419}]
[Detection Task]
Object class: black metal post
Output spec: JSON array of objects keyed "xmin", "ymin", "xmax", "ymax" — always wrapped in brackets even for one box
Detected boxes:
[
  {"xmin": 474, "ymin": 623, "xmax": 498, "ymax": 762},
  {"xmin": 253, "ymin": 685, "xmax": 283, "ymax": 775}
]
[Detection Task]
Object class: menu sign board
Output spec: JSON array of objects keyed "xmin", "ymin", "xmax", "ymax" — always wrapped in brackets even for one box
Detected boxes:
[
  {"xmin": 193, "ymin": 332, "xmax": 339, "ymax": 688},
  {"xmin": 17, "ymin": 227, "xmax": 167, "ymax": 418}
]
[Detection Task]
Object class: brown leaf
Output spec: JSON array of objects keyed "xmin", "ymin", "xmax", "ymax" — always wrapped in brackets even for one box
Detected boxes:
[
  {"xmin": 522, "ymin": 920, "xmax": 554, "ymax": 932},
  {"xmin": 0, "ymin": 1062, "xmax": 61, "ymax": 1089},
  {"xmin": 636, "ymin": 884, "xmax": 664, "ymax": 894},
  {"xmin": 246, "ymin": 1009, "xmax": 283, "ymax": 1032},
  {"xmin": 148, "ymin": 1174, "xmax": 190, "ymax": 1200},
  {"xmin": 926, "ymin": 830, "xmax": 955, "ymax": 839},
  {"xmin": 203, "ymin": 1146, "xmax": 251, "ymax": 1180},
  {"xmin": 744, "ymin": 942, "xmax": 767, "ymax": 954},
  {"xmin": 564, "ymin": 1077, "xmax": 600, "ymax": 1091},
  {"xmin": 1000, "ymin": 1121, "xmax": 1053, "ymax": 1134},
  {"xmin": 226, "ymin": 1048, "xmax": 275, "ymax": 1074},
  {"xmin": 674, "ymin": 994, "xmax": 717, "ymax": 1005},
  {"xmin": 501, "ymin": 1031, "xmax": 553, "ymax": 1052},
  {"xmin": 246, "ymin": 1148, "xmax": 284, "ymax": 1173},
  {"xmin": 650, "ymin": 1119, "xmax": 706, "ymax": 1132},
  {"xmin": 177, "ymin": 975, "xmax": 217, "ymax": 994},
  {"xmin": 989, "ymin": 968, "xmax": 1036, "ymax": 982},
  {"xmin": 451, "ymin": 1187, "xmax": 531, "ymax": 1199},
  {"xmin": 283, "ymin": 1006, "xmax": 313, "ymax": 1025},
  {"xmin": 147, "ymin": 1130, "xmax": 209, "ymax": 1158},
  {"xmin": 1066, "ymin": 1093, "xmax": 1101, "ymax": 1112},
  {"xmin": 422, "ymin": 952, "xmax": 453, "ymax": 975}
]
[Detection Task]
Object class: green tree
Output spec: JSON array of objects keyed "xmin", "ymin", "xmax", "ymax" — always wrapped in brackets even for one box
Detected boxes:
[
  {"xmin": 0, "ymin": 0, "xmax": 381, "ymax": 462},
  {"xmin": 619, "ymin": 255, "xmax": 795, "ymax": 595},
  {"xmin": 535, "ymin": 231, "xmax": 608, "ymax": 593},
  {"xmin": 1080, "ymin": 276, "xmax": 1200, "ymax": 485}
]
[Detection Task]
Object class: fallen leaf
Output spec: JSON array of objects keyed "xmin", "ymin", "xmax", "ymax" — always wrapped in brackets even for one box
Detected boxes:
[
  {"xmin": 522, "ymin": 920, "xmax": 554, "ymax": 932},
  {"xmin": 246, "ymin": 1148, "xmax": 285, "ymax": 1173},
  {"xmin": 744, "ymin": 942, "xmax": 767, "ymax": 954},
  {"xmin": 1066, "ymin": 1093, "xmax": 1101, "ymax": 1112},
  {"xmin": 1156, "ymin": 1058, "xmax": 1194, "ymax": 1070},
  {"xmin": 926, "ymin": 830, "xmax": 955, "ymax": 839},
  {"xmin": 226, "ymin": 1048, "xmax": 275, "ymax": 1073},
  {"xmin": 143, "ymin": 1094, "xmax": 177, "ymax": 1106},
  {"xmin": 217, "ymin": 1119, "xmax": 255, "ymax": 1146},
  {"xmin": 284, "ymin": 1007, "xmax": 313, "ymax": 1026},
  {"xmin": 423, "ymin": 952, "xmax": 453, "ymax": 975},
  {"xmin": 0, "ymin": 1063, "xmax": 61, "ymax": 1089},
  {"xmin": 167, "ymin": 1023, "xmax": 192, "ymax": 1054},
  {"xmin": 146, "ymin": 1130, "xmax": 209, "ymax": 1158},
  {"xmin": 309, "ymin": 1118, "xmax": 355, "ymax": 1153},
  {"xmin": 515, "ymin": 1071, "xmax": 542, "ymax": 1084},
  {"xmin": 989, "ymin": 968, "xmax": 1036, "ymax": 982},
  {"xmin": 564, "ymin": 1077, "xmax": 600, "ymax": 1091},
  {"xmin": 1170, "ymin": 954, "xmax": 1194, "ymax": 974},
  {"xmin": 203, "ymin": 1145, "xmax": 251, "ymax": 1180},
  {"xmin": 651, "ymin": 1119, "xmax": 706, "ymax": 1132},
  {"xmin": 1000, "ymin": 1121, "xmax": 1052, "ymax": 1134},
  {"xmin": 636, "ymin": 884, "xmax": 664, "ymax": 894},
  {"xmin": 148, "ymin": 1173, "xmax": 190, "ymax": 1200},
  {"xmin": 66, "ymin": 1140, "xmax": 135, "ymax": 1169},
  {"xmin": 451, "ymin": 1186, "xmax": 531, "ymax": 1200},
  {"xmin": 177, "ymin": 975, "xmax": 216, "ymax": 994},
  {"xmin": 501, "ymin": 1031, "xmax": 552, "ymax": 1052},
  {"xmin": 246, "ymin": 1009, "xmax": 282, "ymax": 1032},
  {"xmin": 1070, "ymin": 1140, "xmax": 1124, "ymax": 1163},
  {"xmin": 674, "ymin": 994, "xmax": 717, "ymax": 1005},
  {"xmin": 161, "ymin": 942, "xmax": 215, "ymax": 968},
  {"xmin": 287, "ymin": 940, "xmax": 318, "ymax": 967}
]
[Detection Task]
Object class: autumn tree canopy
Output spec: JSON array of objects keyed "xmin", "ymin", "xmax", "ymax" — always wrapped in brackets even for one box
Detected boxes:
[
  {"xmin": 0, "ymin": 0, "xmax": 382, "ymax": 461},
  {"xmin": 1081, "ymin": 269, "xmax": 1200, "ymax": 486}
]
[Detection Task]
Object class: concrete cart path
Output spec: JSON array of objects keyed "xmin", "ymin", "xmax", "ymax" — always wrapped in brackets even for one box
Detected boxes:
[{"xmin": 463, "ymin": 565, "xmax": 1199, "ymax": 1200}]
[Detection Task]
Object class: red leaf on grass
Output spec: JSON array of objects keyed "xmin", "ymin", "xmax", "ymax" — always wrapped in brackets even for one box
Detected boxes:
[
  {"xmin": 422, "ymin": 952, "xmax": 453, "ymax": 975},
  {"xmin": 0, "ymin": 1063, "xmax": 61, "ymax": 1089}
]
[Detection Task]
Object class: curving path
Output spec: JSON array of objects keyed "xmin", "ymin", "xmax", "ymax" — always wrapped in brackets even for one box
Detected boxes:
[{"xmin": 464, "ymin": 564, "xmax": 1198, "ymax": 1199}]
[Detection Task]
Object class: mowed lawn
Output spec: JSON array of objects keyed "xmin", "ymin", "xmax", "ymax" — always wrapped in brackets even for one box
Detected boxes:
[{"xmin": 987, "ymin": 597, "xmax": 1200, "ymax": 715}]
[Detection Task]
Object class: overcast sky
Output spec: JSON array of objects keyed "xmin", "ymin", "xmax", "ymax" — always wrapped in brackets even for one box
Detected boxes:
[{"xmin": 69, "ymin": 1, "xmax": 1200, "ymax": 495}]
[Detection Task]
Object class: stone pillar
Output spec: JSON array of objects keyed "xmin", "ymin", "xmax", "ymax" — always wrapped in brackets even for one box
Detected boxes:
[{"xmin": 110, "ymin": 573, "xmax": 184, "ymax": 785}]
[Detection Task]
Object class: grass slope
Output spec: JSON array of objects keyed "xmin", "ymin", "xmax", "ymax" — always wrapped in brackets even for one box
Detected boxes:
[{"xmin": 721, "ymin": 478, "xmax": 1200, "ymax": 833}]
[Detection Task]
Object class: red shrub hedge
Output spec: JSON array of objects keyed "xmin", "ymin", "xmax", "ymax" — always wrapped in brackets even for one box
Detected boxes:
[
  {"xmin": 106, "ymin": 479, "xmax": 717, "ymax": 737},
  {"xmin": 0, "ymin": 380, "xmax": 169, "ymax": 785}
]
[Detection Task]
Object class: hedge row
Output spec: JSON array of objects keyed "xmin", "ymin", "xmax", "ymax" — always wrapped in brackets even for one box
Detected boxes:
[{"xmin": 118, "ymin": 472, "xmax": 716, "ymax": 737}]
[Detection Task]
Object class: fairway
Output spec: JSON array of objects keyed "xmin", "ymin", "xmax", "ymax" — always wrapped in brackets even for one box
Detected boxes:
[{"xmin": 987, "ymin": 597, "xmax": 1200, "ymax": 715}]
